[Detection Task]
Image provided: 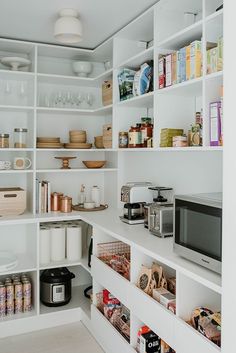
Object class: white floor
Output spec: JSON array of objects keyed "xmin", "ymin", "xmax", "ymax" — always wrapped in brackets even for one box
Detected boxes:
[{"xmin": 0, "ymin": 322, "xmax": 104, "ymax": 353}]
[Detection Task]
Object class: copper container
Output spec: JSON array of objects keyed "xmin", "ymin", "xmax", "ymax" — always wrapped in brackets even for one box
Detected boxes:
[
  {"xmin": 51, "ymin": 192, "xmax": 63, "ymax": 211},
  {"xmin": 60, "ymin": 196, "xmax": 72, "ymax": 213}
]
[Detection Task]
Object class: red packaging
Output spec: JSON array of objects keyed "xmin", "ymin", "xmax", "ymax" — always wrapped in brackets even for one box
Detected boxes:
[
  {"xmin": 103, "ymin": 289, "xmax": 120, "ymax": 305},
  {"xmin": 159, "ymin": 56, "xmax": 166, "ymax": 89}
]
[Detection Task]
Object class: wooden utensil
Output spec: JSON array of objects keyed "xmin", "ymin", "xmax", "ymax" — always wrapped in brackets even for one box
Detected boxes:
[{"xmin": 55, "ymin": 156, "xmax": 77, "ymax": 169}]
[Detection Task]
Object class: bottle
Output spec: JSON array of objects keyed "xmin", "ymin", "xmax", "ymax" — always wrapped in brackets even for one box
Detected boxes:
[
  {"xmin": 79, "ymin": 184, "xmax": 86, "ymax": 205},
  {"xmin": 91, "ymin": 186, "xmax": 100, "ymax": 207}
]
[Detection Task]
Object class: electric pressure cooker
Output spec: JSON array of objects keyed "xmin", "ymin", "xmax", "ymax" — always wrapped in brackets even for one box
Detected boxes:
[{"xmin": 40, "ymin": 267, "xmax": 75, "ymax": 307}]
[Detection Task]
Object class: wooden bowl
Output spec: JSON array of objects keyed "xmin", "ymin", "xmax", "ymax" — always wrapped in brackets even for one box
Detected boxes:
[{"xmin": 82, "ymin": 160, "xmax": 106, "ymax": 169}]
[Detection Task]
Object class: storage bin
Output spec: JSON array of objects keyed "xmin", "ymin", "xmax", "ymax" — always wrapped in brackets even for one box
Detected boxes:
[
  {"xmin": 0, "ymin": 187, "xmax": 26, "ymax": 216},
  {"xmin": 102, "ymin": 80, "xmax": 113, "ymax": 106}
]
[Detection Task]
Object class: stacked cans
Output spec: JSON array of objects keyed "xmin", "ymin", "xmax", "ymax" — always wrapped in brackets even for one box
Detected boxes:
[{"xmin": 0, "ymin": 274, "xmax": 32, "ymax": 317}]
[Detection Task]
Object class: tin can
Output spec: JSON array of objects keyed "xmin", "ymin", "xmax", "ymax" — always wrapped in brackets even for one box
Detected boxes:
[
  {"xmin": 23, "ymin": 281, "xmax": 32, "ymax": 312},
  {"xmin": 6, "ymin": 284, "xmax": 14, "ymax": 316},
  {"xmin": 119, "ymin": 131, "xmax": 128, "ymax": 148},
  {"xmin": 14, "ymin": 282, "xmax": 23, "ymax": 314},
  {"xmin": 0, "ymin": 284, "xmax": 6, "ymax": 317}
]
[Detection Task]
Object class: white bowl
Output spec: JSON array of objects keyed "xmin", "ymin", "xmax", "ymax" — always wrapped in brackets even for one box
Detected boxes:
[
  {"xmin": 72, "ymin": 61, "xmax": 93, "ymax": 77},
  {"xmin": 83, "ymin": 202, "xmax": 95, "ymax": 209}
]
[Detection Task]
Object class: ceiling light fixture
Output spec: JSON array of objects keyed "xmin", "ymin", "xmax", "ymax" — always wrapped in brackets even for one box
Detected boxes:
[{"xmin": 54, "ymin": 9, "xmax": 82, "ymax": 44}]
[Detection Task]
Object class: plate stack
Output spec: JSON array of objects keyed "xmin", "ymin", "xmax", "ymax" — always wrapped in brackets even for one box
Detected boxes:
[
  {"xmin": 37, "ymin": 137, "xmax": 64, "ymax": 149},
  {"xmin": 65, "ymin": 130, "xmax": 92, "ymax": 149}
]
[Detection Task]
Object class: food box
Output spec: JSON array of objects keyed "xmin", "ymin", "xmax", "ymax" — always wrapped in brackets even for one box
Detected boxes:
[
  {"xmin": 140, "ymin": 331, "xmax": 161, "ymax": 353},
  {"xmin": 102, "ymin": 80, "xmax": 113, "ymax": 106},
  {"xmin": 0, "ymin": 187, "xmax": 26, "ymax": 216},
  {"xmin": 152, "ymin": 287, "xmax": 169, "ymax": 302},
  {"xmin": 118, "ymin": 68, "xmax": 136, "ymax": 101},
  {"xmin": 103, "ymin": 124, "xmax": 112, "ymax": 148},
  {"xmin": 165, "ymin": 54, "xmax": 172, "ymax": 87},
  {"xmin": 159, "ymin": 291, "xmax": 176, "ymax": 308},
  {"xmin": 186, "ymin": 45, "xmax": 191, "ymax": 80},
  {"xmin": 171, "ymin": 52, "xmax": 177, "ymax": 85},
  {"xmin": 210, "ymin": 101, "xmax": 221, "ymax": 146},
  {"xmin": 159, "ymin": 56, "xmax": 165, "ymax": 89},
  {"xmin": 190, "ymin": 40, "xmax": 202, "ymax": 79}
]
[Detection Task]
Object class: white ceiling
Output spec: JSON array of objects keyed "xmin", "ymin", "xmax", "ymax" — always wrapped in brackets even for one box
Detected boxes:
[{"xmin": 0, "ymin": 0, "xmax": 158, "ymax": 49}]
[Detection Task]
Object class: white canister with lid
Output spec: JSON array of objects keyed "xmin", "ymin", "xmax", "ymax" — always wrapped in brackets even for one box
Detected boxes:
[{"xmin": 91, "ymin": 186, "xmax": 100, "ymax": 207}]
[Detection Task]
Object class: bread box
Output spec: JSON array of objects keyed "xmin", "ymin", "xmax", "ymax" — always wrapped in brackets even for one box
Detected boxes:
[
  {"xmin": 0, "ymin": 188, "xmax": 26, "ymax": 216},
  {"xmin": 102, "ymin": 80, "xmax": 112, "ymax": 106}
]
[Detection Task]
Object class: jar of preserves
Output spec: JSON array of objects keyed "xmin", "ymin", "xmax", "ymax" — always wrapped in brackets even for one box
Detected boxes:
[
  {"xmin": 119, "ymin": 131, "xmax": 128, "ymax": 148},
  {"xmin": 128, "ymin": 125, "xmax": 141, "ymax": 148},
  {"xmin": 14, "ymin": 128, "xmax": 28, "ymax": 148},
  {"xmin": 0, "ymin": 134, "xmax": 9, "ymax": 148},
  {"xmin": 141, "ymin": 121, "xmax": 153, "ymax": 147}
]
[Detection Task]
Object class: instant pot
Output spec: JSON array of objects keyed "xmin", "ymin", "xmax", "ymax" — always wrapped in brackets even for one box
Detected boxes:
[{"xmin": 40, "ymin": 267, "xmax": 75, "ymax": 307}]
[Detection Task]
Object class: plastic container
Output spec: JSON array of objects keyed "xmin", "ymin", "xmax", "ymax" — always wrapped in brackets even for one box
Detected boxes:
[
  {"xmin": 0, "ymin": 134, "xmax": 9, "ymax": 148},
  {"xmin": 14, "ymin": 128, "xmax": 28, "ymax": 148}
]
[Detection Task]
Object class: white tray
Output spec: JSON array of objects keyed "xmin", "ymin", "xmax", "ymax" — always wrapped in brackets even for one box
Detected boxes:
[{"xmin": 0, "ymin": 252, "xmax": 18, "ymax": 272}]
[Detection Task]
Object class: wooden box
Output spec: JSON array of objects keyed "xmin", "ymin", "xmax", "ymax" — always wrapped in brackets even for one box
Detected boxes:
[
  {"xmin": 0, "ymin": 187, "xmax": 26, "ymax": 216},
  {"xmin": 103, "ymin": 124, "xmax": 112, "ymax": 149},
  {"xmin": 102, "ymin": 80, "xmax": 113, "ymax": 106}
]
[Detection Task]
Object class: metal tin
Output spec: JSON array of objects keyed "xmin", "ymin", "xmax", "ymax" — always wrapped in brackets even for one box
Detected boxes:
[
  {"xmin": 0, "ymin": 284, "xmax": 6, "ymax": 317},
  {"xmin": 23, "ymin": 280, "xmax": 32, "ymax": 312},
  {"xmin": 119, "ymin": 131, "xmax": 128, "ymax": 148},
  {"xmin": 51, "ymin": 192, "xmax": 63, "ymax": 212},
  {"xmin": 14, "ymin": 282, "xmax": 23, "ymax": 314},
  {"xmin": 6, "ymin": 284, "xmax": 14, "ymax": 316},
  {"xmin": 60, "ymin": 196, "xmax": 72, "ymax": 213},
  {"xmin": 0, "ymin": 133, "xmax": 9, "ymax": 148}
]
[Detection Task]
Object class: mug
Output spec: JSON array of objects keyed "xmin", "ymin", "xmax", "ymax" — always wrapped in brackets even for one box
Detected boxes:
[{"xmin": 13, "ymin": 157, "xmax": 32, "ymax": 170}]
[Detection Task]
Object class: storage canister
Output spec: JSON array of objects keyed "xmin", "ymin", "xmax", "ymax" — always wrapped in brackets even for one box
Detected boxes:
[
  {"xmin": 0, "ymin": 134, "xmax": 9, "ymax": 148},
  {"xmin": 128, "ymin": 125, "xmax": 141, "ymax": 148},
  {"xmin": 14, "ymin": 128, "xmax": 28, "ymax": 148},
  {"xmin": 119, "ymin": 131, "xmax": 128, "ymax": 148}
]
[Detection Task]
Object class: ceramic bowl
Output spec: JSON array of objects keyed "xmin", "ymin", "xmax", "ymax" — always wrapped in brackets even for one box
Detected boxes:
[
  {"xmin": 82, "ymin": 160, "xmax": 106, "ymax": 169},
  {"xmin": 72, "ymin": 61, "xmax": 93, "ymax": 77},
  {"xmin": 83, "ymin": 202, "xmax": 95, "ymax": 209}
]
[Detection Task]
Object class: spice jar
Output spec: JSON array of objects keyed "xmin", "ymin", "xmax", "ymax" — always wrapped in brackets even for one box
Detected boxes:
[
  {"xmin": 141, "ymin": 118, "xmax": 153, "ymax": 147},
  {"xmin": 0, "ymin": 134, "xmax": 9, "ymax": 148},
  {"xmin": 119, "ymin": 131, "xmax": 128, "ymax": 148},
  {"xmin": 60, "ymin": 196, "xmax": 72, "ymax": 213},
  {"xmin": 14, "ymin": 128, "xmax": 28, "ymax": 148},
  {"xmin": 51, "ymin": 192, "xmax": 64, "ymax": 211},
  {"xmin": 128, "ymin": 125, "xmax": 141, "ymax": 148}
]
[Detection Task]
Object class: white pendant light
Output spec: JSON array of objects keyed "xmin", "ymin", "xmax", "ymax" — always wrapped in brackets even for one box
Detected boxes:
[{"xmin": 54, "ymin": 9, "xmax": 82, "ymax": 44}]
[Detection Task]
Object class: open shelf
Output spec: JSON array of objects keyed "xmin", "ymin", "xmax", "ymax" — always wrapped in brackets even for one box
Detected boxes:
[
  {"xmin": 92, "ymin": 305, "xmax": 136, "ymax": 353},
  {"xmin": 0, "ymin": 105, "xmax": 34, "ymax": 112},
  {"xmin": 0, "ymin": 254, "xmax": 36, "ymax": 276},
  {"xmin": 40, "ymin": 255, "xmax": 91, "ymax": 274},
  {"xmin": 157, "ymin": 77, "xmax": 202, "ymax": 96},
  {"xmin": 36, "ymin": 168, "xmax": 118, "ymax": 173},
  {"xmin": 117, "ymin": 46, "xmax": 153, "ymax": 69},
  {"xmin": 36, "ymin": 104, "xmax": 112, "ymax": 115},
  {"xmin": 40, "ymin": 284, "xmax": 91, "ymax": 316},
  {"xmin": 158, "ymin": 20, "xmax": 203, "ymax": 50},
  {"xmin": 117, "ymin": 91, "xmax": 153, "ymax": 108},
  {"xmin": 206, "ymin": 8, "xmax": 223, "ymax": 23}
]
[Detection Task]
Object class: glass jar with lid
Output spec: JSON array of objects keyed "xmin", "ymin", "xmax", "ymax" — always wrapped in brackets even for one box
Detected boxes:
[
  {"xmin": 128, "ymin": 125, "xmax": 142, "ymax": 148},
  {"xmin": 141, "ymin": 117, "xmax": 153, "ymax": 147},
  {"xmin": 14, "ymin": 128, "xmax": 28, "ymax": 148},
  {"xmin": 0, "ymin": 134, "xmax": 9, "ymax": 148}
]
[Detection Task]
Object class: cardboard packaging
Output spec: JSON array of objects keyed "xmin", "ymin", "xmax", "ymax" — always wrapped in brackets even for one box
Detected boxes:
[
  {"xmin": 152, "ymin": 287, "xmax": 169, "ymax": 302},
  {"xmin": 165, "ymin": 54, "xmax": 172, "ymax": 87},
  {"xmin": 179, "ymin": 47, "xmax": 186, "ymax": 82},
  {"xmin": 140, "ymin": 331, "xmax": 161, "ymax": 353},
  {"xmin": 171, "ymin": 52, "xmax": 177, "ymax": 85},
  {"xmin": 186, "ymin": 45, "xmax": 191, "ymax": 80},
  {"xmin": 210, "ymin": 101, "xmax": 221, "ymax": 146},
  {"xmin": 190, "ymin": 40, "xmax": 202, "ymax": 79},
  {"xmin": 159, "ymin": 56, "xmax": 166, "ymax": 89},
  {"xmin": 102, "ymin": 80, "xmax": 113, "ymax": 106},
  {"xmin": 176, "ymin": 50, "xmax": 181, "ymax": 84},
  {"xmin": 0, "ymin": 187, "xmax": 26, "ymax": 216}
]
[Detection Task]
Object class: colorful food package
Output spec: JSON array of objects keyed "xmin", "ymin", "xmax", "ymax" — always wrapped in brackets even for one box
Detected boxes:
[
  {"xmin": 167, "ymin": 277, "xmax": 176, "ymax": 295},
  {"xmin": 152, "ymin": 287, "xmax": 169, "ymax": 303},
  {"xmin": 133, "ymin": 61, "xmax": 153, "ymax": 96},
  {"xmin": 161, "ymin": 340, "xmax": 175, "ymax": 353},
  {"xmin": 137, "ymin": 265, "xmax": 152, "ymax": 293},
  {"xmin": 140, "ymin": 330, "xmax": 161, "ymax": 353},
  {"xmin": 198, "ymin": 312, "xmax": 221, "ymax": 347},
  {"xmin": 159, "ymin": 56, "xmax": 165, "ymax": 88},
  {"xmin": 118, "ymin": 68, "xmax": 136, "ymax": 101},
  {"xmin": 137, "ymin": 326, "xmax": 151, "ymax": 352},
  {"xmin": 191, "ymin": 307, "xmax": 214, "ymax": 330}
]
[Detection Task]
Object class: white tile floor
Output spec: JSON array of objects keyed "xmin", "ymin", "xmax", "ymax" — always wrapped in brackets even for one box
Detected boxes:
[{"xmin": 0, "ymin": 322, "xmax": 104, "ymax": 353}]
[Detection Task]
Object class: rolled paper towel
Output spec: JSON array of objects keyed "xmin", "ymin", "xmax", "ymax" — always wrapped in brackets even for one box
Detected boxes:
[
  {"xmin": 51, "ymin": 226, "xmax": 66, "ymax": 261},
  {"xmin": 66, "ymin": 225, "xmax": 82, "ymax": 261},
  {"xmin": 40, "ymin": 226, "xmax": 51, "ymax": 264}
]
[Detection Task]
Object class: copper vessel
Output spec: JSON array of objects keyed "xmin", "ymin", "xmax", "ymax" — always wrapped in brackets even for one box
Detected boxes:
[
  {"xmin": 60, "ymin": 196, "xmax": 72, "ymax": 213},
  {"xmin": 51, "ymin": 192, "xmax": 63, "ymax": 211}
]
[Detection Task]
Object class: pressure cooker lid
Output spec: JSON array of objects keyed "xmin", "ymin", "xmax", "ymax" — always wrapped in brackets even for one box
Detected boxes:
[{"xmin": 40, "ymin": 267, "xmax": 75, "ymax": 284}]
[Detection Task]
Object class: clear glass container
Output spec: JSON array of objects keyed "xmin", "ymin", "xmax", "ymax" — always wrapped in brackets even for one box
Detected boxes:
[
  {"xmin": 14, "ymin": 128, "xmax": 28, "ymax": 148},
  {"xmin": 0, "ymin": 133, "xmax": 9, "ymax": 148}
]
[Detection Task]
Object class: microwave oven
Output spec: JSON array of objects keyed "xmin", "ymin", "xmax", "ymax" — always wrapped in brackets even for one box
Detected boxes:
[{"xmin": 173, "ymin": 193, "xmax": 222, "ymax": 274}]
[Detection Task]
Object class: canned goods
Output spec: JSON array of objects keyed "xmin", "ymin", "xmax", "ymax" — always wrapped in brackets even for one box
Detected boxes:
[
  {"xmin": 119, "ymin": 131, "xmax": 128, "ymax": 148},
  {"xmin": 23, "ymin": 281, "xmax": 32, "ymax": 312},
  {"xmin": 0, "ymin": 284, "xmax": 6, "ymax": 317},
  {"xmin": 14, "ymin": 282, "xmax": 23, "ymax": 314},
  {"xmin": 6, "ymin": 284, "xmax": 14, "ymax": 316}
]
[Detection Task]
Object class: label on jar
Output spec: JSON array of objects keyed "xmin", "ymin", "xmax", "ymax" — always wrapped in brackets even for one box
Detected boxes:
[
  {"xmin": 119, "ymin": 133, "xmax": 128, "ymax": 148},
  {"xmin": 129, "ymin": 131, "xmax": 141, "ymax": 146}
]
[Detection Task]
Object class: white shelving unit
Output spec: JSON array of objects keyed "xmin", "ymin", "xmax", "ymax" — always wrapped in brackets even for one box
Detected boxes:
[{"xmin": 0, "ymin": 0, "xmax": 224, "ymax": 352}]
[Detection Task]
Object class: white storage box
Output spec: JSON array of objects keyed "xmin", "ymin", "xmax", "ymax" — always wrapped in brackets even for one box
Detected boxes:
[{"xmin": 0, "ymin": 187, "xmax": 26, "ymax": 216}]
